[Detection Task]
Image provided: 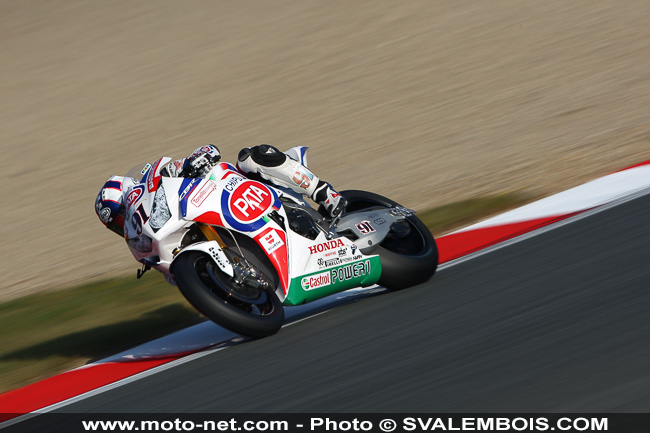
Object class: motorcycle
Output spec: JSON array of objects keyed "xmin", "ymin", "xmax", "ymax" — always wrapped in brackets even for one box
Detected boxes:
[{"xmin": 121, "ymin": 147, "xmax": 438, "ymax": 338}]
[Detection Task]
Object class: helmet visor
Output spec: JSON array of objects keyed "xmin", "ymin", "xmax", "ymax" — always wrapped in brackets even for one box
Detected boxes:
[{"xmin": 106, "ymin": 214, "xmax": 125, "ymax": 237}]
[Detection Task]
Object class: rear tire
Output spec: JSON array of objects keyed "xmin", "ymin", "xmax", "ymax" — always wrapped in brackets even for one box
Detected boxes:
[
  {"xmin": 174, "ymin": 250, "xmax": 284, "ymax": 338},
  {"xmin": 337, "ymin": 190, "xmax": 438, "ymax": 290}
]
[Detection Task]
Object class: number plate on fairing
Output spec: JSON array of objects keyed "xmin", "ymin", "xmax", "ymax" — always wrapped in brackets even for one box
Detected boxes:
[{"xmin": 335, "ymin": 208, "xmax": 412, "ymax": 251}]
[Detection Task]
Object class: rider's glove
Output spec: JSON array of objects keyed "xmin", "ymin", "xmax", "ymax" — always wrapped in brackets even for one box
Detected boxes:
[
  {"xmin": 184, "ymin": 144, "xmax": 221, "ymax": 177},
  {"xmin": 186, "ymin": 153, "xmax": 212, "ymax": 176}
]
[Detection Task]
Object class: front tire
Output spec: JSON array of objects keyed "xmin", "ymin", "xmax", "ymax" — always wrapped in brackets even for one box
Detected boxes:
[
  {"xmin": 174, "ymin": 250, "xmax": 284, "ymax": 338},
  {"xmin": 337, "ymin": 190, "xmax": 439, "ymax": 290}
]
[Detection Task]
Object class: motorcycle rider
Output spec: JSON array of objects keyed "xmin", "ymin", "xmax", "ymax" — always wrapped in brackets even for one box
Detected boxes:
[{"xmin": 95, "ymin": 144, "xmax": 346, "ymax": 237}]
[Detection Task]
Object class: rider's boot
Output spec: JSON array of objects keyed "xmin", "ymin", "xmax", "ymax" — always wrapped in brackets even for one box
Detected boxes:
[
  {"xmin": 310, "ymin": 180, "xmax": 346, "ymax": 219},
  {"xmin": 237, "ymin": 145, "xmax": 347, "ymax": 218}
]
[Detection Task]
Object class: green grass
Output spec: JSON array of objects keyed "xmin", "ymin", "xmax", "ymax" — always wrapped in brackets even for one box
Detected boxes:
[
  {"xmin": 0, "ymin": 191, "xmax": 530, "ymax": 394},
  {"xmin": 0, "ymin": 274, "xmax": 203, "ymax": 394},
  {"xmin": 418, "ymin": 191, "xmax": 530, "ymax": 236}
]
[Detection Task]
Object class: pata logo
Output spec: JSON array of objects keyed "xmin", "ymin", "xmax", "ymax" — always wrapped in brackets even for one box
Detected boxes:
[{"xmin": 229, "ymin": 181, "xmax": 273, "ymax": 222}]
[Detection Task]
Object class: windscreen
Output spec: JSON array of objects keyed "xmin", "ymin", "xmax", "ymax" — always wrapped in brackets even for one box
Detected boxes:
[{"xmin": 125, "ymin": 162, "xmax": 152, "ymax": 183}]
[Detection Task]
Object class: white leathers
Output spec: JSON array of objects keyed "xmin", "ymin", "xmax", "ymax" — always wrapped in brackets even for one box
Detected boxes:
[
  {"xmin": 237, "ymin": 147, "xmax": 321, "ymax": 198},
  {"xmin": 237, "ymin": 144, "xmax": 346, "ymax": 218}
]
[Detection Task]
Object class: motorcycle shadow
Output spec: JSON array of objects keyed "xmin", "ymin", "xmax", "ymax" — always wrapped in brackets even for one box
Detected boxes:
[
  {"xmin": 0, "ymin": 304, "xmax": 204, "ymax": 364},
  {"xmin": 2, "ymin": 287, "xmax": 390, "ymax": 370}
]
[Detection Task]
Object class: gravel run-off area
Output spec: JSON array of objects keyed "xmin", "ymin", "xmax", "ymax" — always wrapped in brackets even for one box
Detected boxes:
[{"xmin": 1, "ymin": 0, "xmax": 649, "ymax": 300}]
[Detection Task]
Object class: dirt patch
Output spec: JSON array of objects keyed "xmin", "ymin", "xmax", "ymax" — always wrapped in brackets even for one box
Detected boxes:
[{"xmin": 1, "ymin": 0, "xmax": 649, "ymax": 300}]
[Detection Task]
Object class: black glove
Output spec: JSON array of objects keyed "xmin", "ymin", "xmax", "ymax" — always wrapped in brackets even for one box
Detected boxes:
[{"xmin": 184, "ymin": 153, "xmax": 212, "ymax": 177}]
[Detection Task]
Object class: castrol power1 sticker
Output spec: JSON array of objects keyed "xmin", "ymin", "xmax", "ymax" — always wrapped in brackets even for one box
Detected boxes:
[{"xmin": 301, "ymin": 271, "xmax": 331, "ymax": 290}]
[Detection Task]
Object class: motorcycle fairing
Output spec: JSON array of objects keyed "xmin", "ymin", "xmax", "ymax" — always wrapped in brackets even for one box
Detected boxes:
[
  {"xmin": 124, "ymin": 174, "xmax": 192, "ymax": 281},
  {"xmin": 142, "ymin": 157, "xmax": 171, "ymax": 193},
  {"xmin": 219, "ymin": 180, "xmax": 281, "ymax": 233},
  {"xmin": 127, "ymin": 157, "xmax": 383, "ymax": 305},
  {"xmin": 178, "ymin": 178, "xmax": 202, "ymax": 217},
  {"xmin": 253, "ymin": 226, "xmax": 289, "ymax": 294},
  {"xmin": 283, "ymin": 256, "xmax": 382, "ymax": 306},
  {"xmin": 282, "ymin": 230, "xmax": 382, "ymax": 306},
  {"xmin": 181, "ymin": 164, "xmax": 290, "ymax": 297}
]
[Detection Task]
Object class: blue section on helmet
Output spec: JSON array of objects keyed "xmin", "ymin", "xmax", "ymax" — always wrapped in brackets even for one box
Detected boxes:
[
  {"xmin": 105, "ymin": 180, "xmax": 122, "ymax": 190},
  {"xmin": 96, "ymin": 194, "xmax": 123, "ymax": 224},
  {"xmin": 104, "ymin": 200, "xmax": 122, "ymax": 216}
]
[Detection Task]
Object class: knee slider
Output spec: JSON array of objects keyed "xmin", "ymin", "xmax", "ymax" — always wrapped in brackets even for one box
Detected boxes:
[{"xmin": 250, "ymin": 144, "xmax": 286, "ymax": 167}]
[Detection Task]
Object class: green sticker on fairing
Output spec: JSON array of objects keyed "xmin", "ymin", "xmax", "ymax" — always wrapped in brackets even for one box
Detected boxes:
[{"xmin": 283, "ymin": 256, "xmax": 382, "ymax": 306}]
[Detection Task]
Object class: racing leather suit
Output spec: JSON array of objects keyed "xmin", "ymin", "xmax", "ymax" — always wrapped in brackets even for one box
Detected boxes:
[{"xmin": 164, "ymin": 144, "xmax": 346, "ymax": 218}]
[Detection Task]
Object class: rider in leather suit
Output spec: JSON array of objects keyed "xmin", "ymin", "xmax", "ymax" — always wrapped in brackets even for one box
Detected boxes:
[{"xmin": 95, "ymin": 145, "xmax": 346, "ymax": 237}]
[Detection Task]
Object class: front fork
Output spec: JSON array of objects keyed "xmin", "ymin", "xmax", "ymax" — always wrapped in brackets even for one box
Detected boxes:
[
  {"xmin": 199, "ymin": 224, "xmax": 228, "ymax": 248},
  {"xmin": 198, "ymin": 224, "xmax": 272, "ymax": 291}
]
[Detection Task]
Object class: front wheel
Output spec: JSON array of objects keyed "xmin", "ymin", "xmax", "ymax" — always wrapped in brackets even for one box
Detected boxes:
[
  {"xmin": 336, "ymin": 190, "xmax": 439, "ymax": 290},
  {"xmin": 173, "ymin": 250, "xmax": 284, "ymax": 338}
]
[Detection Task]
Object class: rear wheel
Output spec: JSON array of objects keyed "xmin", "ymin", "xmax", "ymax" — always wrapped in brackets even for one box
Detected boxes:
[
  {"xmin": 336, "ymin": 190, "xmax": 438, "ymax": 290},
  {"xmin": 173, "ymin": 238, "xmax": 284, "ymax": 338}
]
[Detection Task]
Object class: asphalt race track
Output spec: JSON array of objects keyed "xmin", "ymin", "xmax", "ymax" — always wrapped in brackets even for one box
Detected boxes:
[{"xmin": 58, "ymin": 193, "xmax": 650, "ymax": 413}]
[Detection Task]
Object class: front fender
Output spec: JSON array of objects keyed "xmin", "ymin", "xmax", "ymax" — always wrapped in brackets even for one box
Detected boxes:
[{"xmin": 170, "ymin": 241, "xmax": 234, "ymax": 277}]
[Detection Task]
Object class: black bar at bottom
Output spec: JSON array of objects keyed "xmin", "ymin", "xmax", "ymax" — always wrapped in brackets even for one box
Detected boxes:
[{"xmin": 1, "ymin": 413, "xmax": 648, "ymax": 433}]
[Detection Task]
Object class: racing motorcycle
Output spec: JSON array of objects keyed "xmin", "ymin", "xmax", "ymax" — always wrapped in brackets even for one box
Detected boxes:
[{"xmin": 122, "ymin": 147, "xmax": 438, "ymax": 338}]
